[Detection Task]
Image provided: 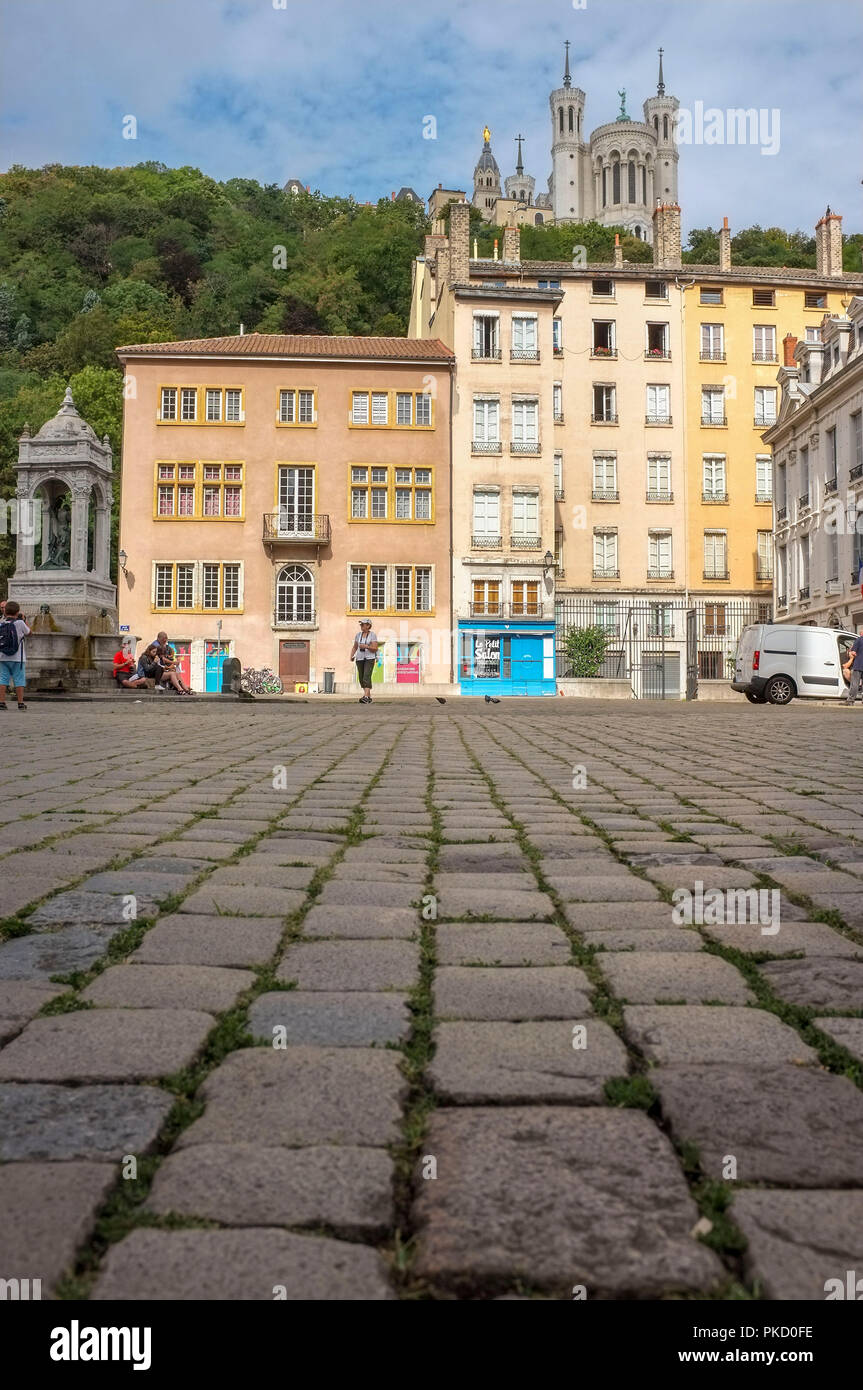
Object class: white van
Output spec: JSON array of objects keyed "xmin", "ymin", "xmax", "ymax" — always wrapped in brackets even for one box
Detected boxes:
[{"xmin": 732, "ymin": 624, "xmax": 858, "ymax": 704}]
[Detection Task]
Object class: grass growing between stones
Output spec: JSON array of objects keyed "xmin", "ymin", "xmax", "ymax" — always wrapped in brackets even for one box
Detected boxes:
[{"xmin": 387, "ymin": 722, "xmax": 440, "ymax": 1297}]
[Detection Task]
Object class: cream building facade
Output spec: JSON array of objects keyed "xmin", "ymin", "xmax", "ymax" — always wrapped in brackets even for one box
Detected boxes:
[{"xmin": 765, "ymin": 296, "xmax": 863, "ymax": 631}]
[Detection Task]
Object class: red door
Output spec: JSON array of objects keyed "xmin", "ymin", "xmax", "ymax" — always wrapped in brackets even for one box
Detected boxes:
[{"xmin": 279, "ymin": 640, "xmax": 310, "ymax": 692}]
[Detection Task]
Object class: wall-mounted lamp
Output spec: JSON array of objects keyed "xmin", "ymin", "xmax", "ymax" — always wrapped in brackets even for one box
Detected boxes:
[
  {"xmin": 118, "ymin": 549, "xmax": 127, "ymax": 572},
  {"xmin": 543, "ymin": 549, "xmax": 555, "ymax": 573}
]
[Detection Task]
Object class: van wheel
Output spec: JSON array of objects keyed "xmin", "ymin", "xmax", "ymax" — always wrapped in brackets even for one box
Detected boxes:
[
  {"xmin": 765, "ymin": 675, "xmax": 795, "ymax": 705},
  {"xmin": 745, "ymin": 691, "xmax": 767, "ymax": 704}
]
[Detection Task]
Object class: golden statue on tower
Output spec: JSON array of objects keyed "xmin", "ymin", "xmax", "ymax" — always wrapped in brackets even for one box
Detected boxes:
[{"xmin": 483, "ymin": 125, "xmax": 491, "ymax": 144}]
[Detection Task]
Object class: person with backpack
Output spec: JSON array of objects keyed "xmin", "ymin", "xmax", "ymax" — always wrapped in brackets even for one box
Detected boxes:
[{"xmin": 0, "ymin": 600, "xmax": 31, "ymax": 711}]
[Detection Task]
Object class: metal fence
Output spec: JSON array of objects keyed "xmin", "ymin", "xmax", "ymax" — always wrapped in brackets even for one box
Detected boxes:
[{"xmin": 554, "ymin": 597, "xmax": 772, "ymax": 699}]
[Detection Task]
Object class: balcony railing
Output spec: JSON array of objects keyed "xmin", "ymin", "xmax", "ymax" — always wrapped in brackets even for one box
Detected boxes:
[
  {"xmin": 510, "ymin": 440, "xmax": 541, "ymax": 454},
  {"xmin": 592, "ymin": 488, "xmax": 619, "ymax": 502},
  {"xmin": 274, "ymin": 610, "xmax": 317, "ymax": 628},
  {"xmin": 798, "ymin": 585, "xmax": 810, "ymax": 599},
  {"xmin": 468, "ymin": 601, "xmax": 549, "ymax": 619},
  {"xmin": 754, "ymin": 416, "xmax": 776, "ymax": 429},
  {"xmin": 701, "ymin": 414, "xmax": 727, "ymax": 426},
  {"xmin": 851, "ymin": 463, "xmax": 863, "ymax": 483},
  {"xmin": 510, "ymin": 349, "xmax": 540, "ymax": 362},
  {"xmin": 554, "ymin": 487, "xmax": 565, "ymax": 501},
  {"xmin": 825, "ymin": 476, "xmax": 839, "ymax": 496},
  {"xmin": 702, "ymin": 491, "xmax": 729, "ymax": 503},
  {"xmin": 510, "ymin": 535, "xmax": 542, "ymax": 549},
  {"xmin": 591, "ymin": 412, "xmax": 618, "ymax": 424},
  {"xmin": 753, "ymin": 351, "xmax": 778, "ymax": 363},
  {"xmin": 553, "ymin": 412, "xmax": 565, "ymax": 424},
  {"xmin": 777, "ymin": 594, "xmax": 787, "ymax": 608},
  {"xmin": 471, "ymin": 439, "xmax": 502, "ymax": 454},
  {"xmin": 592, "ymin": 567, "xmax": 620, "ymax": 579},
  {"xmin": 853, "ymin": 569, "xmax": 862, "ymax": 584},
  {"xmin": 471, "ymin": 534, "xmax": 502, "ymax": 549},
  {"xmin": 798, "ymin": 493, "xmax": 810, "ymax": 511},
  {"xmin": 645, "ymin": 414, "xmax": 672, "ymax": 425},
  {"xmin": 755, "ymin": 491, "xmax": 773, "ymax": 504},
  {"xmin": 645, "ymin": 348, "xmax": 671, "ymax": 360},
  {"xmin": 756, "ymin": 569, "xmax": 774, "ymax": 583},
  {"xmin": 703, "ymin": 570, "xmax": 730, "ymax": 581},
  {"xmin": 699, "ymin": 349, "xmax": 726, "ymax": 361},
  {"xmin": 776, "ymin": 505, "xmax": 788, "ymax": 522},
  {"xmin": 471, "ymin": 347, "xmax": 501, "ymax": 361},
  {"xmin": 647, "ymin": 569, "xmax": 674, "ymax": 580},
  {"xmin": 646, "ymin": 490, "xmax": 673, "ymax": 503},
  {"xmin": 263, "ymin": 513, "xmax": 330, "ymax": 543},
  {"xmin": 554, "ymin": 564, "xmax": 565, "ymax": 579},
  {"xmin": 591, "ymin": 346, "xmax": 617, "ymax": 358}
]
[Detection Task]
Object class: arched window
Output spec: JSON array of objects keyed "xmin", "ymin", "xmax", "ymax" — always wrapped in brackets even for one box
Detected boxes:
[
  {"xmin": 628, "ymin": 160, "xmax": 636, "ymax": 203},
  {"xmin": 602, "ymin": 167, "xmax": 608, "ymax": 207},
  {"xmin": 276, "ymin": 565, "xmax": 313, "ymax": 624},
  {"xmin": 612, "ymin": 161, "xmax": 621, "ymax": 204},
  {"xmin": 559, "ymin": 106, "xmax": 564, "ymax": 134},
  {"xmin": 535, "ymin": 212, "xmax": 544, "ymax": 225},
  {"xmin": 654, "ymin": 115, "xmax": 659, "ymax": 132},
  {"xmin": 577, "ymin": 109, "xmax": 581, "ymax": 135},
  {"xmin": 663, "ymin": 114, "xmax": 669, "ymax": 141},
  {"xmin": 568, "ymin": 106, "xmax": 574, "ymax": 133},
  {"xmin": 634, "ymin": 227, "xmax": 641, "ymax": 240},
  {"xmin": 642, "ymin": 165, "xmax": 647, "ymax": 203}
]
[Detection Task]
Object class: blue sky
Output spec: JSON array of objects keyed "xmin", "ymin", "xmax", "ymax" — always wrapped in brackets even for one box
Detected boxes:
[{"xmin": 1, "ymin": 0, "xmax": 861, "ymax": 238}]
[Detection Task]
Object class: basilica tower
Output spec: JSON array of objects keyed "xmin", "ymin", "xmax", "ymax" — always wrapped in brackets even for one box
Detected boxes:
[
  {"xmin": 549, "ymin": 41, "xmax": 587, "ymax": 223},
  {"xmin": 642, "ymin": 48, "xmax": 679, "ymax": 205}
]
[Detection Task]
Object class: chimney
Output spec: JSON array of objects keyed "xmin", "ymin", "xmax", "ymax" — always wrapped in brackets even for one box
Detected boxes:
[
  {"xmin": 719, "ymin": 216, "xmax": 731, "ymax": 272},
  {"xmin": 613, "ymin": 233, "xmax": 623, "ymax": 269},
  {"xmin": 448, "ymin": 201, "xmax": 471, "ymax": 284},
  {"xmin": 503, "ymin": 224, "xmax": 521, "ymax": 263},
  {"xmin": 783, "ymin": 333, "xmax": 798, "ymax": 367},
  {"xmin": 816, "ymin": 206, "xmax": 843, "ymax": 277},
  {"xmin": 652, "ymin": 202, "xmax": 682, "ymax": 269}
]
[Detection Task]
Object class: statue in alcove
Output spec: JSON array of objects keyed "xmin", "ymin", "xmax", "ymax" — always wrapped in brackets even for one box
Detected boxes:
[{"xmin": 41, "ymin": 495, "xmax": 72, "ymax": 569}]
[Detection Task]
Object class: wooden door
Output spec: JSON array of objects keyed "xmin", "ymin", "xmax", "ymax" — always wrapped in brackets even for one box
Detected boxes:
[{"xmin": 279, "ymin": 639, "xmax": 310, "ymax": 691}]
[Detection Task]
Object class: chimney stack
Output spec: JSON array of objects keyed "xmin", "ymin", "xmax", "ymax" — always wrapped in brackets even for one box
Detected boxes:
[
  {"xmin": 613, "ymin": 233, "xmax": 623, "ymax": 269},
  {"xmin": 783, "ymin": 333, "xmax": 798, "ymax": 368},
  {"xmin": 719, "ymin": 216, "xmax": 732, "ymax": 272},
  {"xmin": 503, "ymin": 224, "xmax": 521, "ymax": 263},
  {"xmin": 448, "ymin": 201, "xmax": 471, "ymax": 284},
  {"xmin": 815, "ymin": 207, "xmax": 843, "ymax": 277},
  {"xmin": 652, "ymin": 202, "xmax": 682, "ymax": 269}
]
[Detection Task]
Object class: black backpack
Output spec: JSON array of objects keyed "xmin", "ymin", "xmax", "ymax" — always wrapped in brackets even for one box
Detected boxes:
[{"xmin": 0, "ymin": 620, "xmax": 20, "ymax": 657}]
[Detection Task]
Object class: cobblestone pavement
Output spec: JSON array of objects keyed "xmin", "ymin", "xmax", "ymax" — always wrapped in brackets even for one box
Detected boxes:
[{"xmin": 1, "ymin": 699, "xmax": 862, "ymax": 1301}]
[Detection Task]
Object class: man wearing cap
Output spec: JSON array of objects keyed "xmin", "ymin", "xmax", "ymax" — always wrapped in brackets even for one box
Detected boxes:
[{"xmin": 350, "ymin": 619, "xmax": 379, "ymax": 704}]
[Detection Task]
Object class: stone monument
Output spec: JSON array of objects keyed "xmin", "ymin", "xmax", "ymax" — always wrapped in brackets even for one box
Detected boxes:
[{"xmin": 8, "ymin": 387, "xmax": 119, "ymax": 687}]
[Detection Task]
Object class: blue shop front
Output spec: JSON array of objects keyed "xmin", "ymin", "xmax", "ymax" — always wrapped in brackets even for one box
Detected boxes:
[{"xmin": 458, "ymin": 618, "xmax": 556, "ymax": 696}]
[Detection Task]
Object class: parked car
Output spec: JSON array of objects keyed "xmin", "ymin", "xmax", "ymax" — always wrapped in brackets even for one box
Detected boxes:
[{"xmin": 731, "ymin": 624, "xmax": 857, "ymax": 705}]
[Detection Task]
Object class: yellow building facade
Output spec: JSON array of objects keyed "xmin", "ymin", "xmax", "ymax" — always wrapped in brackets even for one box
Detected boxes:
[{"xmin": 682, "ymin": 212, "xmax": 856, "ymax": 617}]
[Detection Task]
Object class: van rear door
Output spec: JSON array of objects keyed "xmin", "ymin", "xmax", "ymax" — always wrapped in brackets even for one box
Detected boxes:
[
  {"xmin": 797, "ymin": 627, "xmax": 842, "ymax": 697},
  {"xmin": 734, "ymin": 625, "xmax": 760, "ymax": 685}
]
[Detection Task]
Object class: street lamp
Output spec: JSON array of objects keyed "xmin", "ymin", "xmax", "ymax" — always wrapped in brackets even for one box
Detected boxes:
[
  {"xmin": 543, "ymin": 549, "xmax": 555, "ymax": 572},
  {"xmin": 118, "ymin": 549, "xmax": 127, "ymax": 571}
]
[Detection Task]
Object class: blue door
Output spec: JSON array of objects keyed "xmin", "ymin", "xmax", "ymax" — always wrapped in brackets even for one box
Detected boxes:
[
  {"xmin": 205, "ymin": 641, "xmax": 226, "ymax": 692},
  {"xmin": 510, "ymin": 635, "xmax": 544, "ymax": 694}
]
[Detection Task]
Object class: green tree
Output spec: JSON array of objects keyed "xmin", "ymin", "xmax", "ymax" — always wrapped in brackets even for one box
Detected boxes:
[{"xmin": 563, "ymin": 625, "xmax": 609, "ymax": 678}]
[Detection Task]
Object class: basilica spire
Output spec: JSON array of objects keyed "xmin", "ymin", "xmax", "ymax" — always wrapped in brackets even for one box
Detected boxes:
[
  {"xmin": 657, "ymin": 47, "xmax": 665, "ymax": 96},
  {"xmin": 563, "ymin": 39, "xmax": 571, "ymax": 89},
  {"xmin": 515, "ymin": 133, "xmax": 524, "ymax": 176}
]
